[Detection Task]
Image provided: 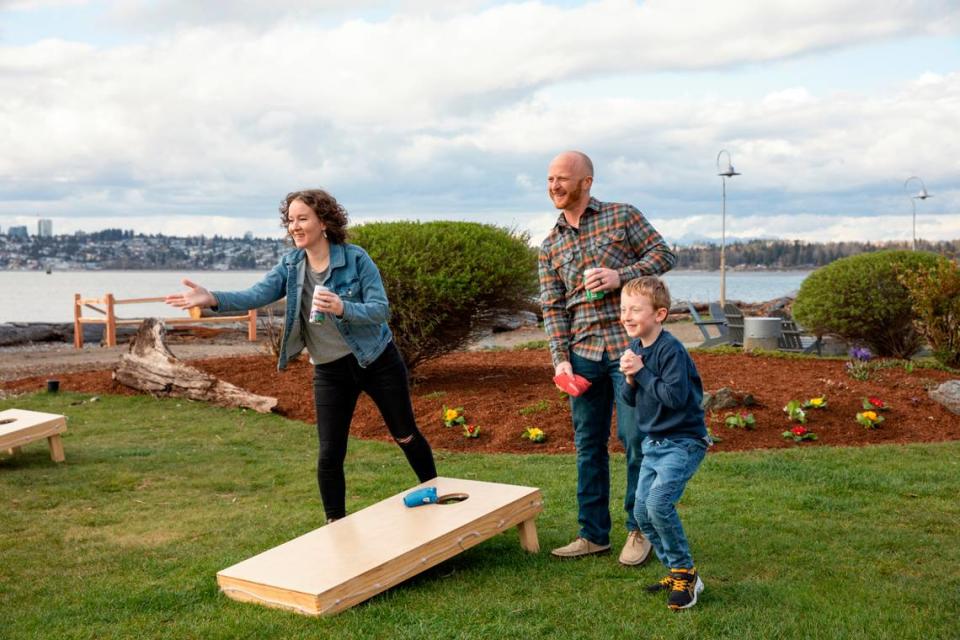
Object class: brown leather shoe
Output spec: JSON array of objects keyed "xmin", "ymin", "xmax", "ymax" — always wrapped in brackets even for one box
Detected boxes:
[
  {"xmin": 551, "ymin": 536, "xmax": 611, "ymax": 558},
  {"xmin": 618, "ymin": 530, "xmax": 652, "ymax": 566}
]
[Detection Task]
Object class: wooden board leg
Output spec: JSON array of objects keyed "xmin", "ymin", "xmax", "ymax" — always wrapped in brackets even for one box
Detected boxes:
[
  {"xmin": 7, "ymin": 446, "xmax": 23, "ymax": 456},
  {"xmin": 516, "ymin": 518, "xmax": 540, "ymax": 553},
  {"xmin": 47, "ymin": 435, "xmax": 65, "ymax": 462}
]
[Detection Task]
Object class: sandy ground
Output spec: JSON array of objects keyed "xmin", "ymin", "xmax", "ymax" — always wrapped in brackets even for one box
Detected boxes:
[{"xmin": 0, "ymin": 322, "xmax": 704, "ymax": 383}]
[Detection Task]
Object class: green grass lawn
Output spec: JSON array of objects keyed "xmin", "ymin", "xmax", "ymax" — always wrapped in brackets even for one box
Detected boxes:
[{"xmin": 3, "ymin": 392, "xmax": 959, "ymax": 639}]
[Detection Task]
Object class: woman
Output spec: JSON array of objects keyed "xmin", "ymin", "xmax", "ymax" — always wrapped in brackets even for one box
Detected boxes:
[{"xmin": 166, "ymin": 189, "xmax": 437, "ymax": 522}]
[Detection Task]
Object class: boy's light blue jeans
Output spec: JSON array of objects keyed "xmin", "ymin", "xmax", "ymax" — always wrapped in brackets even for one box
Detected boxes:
[{"xmin": 634, "ymin": 436, "xmax": 707, "ymax": 569}]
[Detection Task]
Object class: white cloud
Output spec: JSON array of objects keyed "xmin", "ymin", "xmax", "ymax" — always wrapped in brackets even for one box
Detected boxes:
[
  {"xmin": 0, "ymin": 1, "xmax": 958, "ymax": 241},
  {"xmin": 0, "ymin": 0, "xmax": 86, "ymax": 10},
  {"xmin": 105, "ymin": 0, "xmax": 501, "ymax": 31}
]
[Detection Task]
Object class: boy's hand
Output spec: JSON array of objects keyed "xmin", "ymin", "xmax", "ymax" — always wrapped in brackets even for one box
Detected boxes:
[{"xmin": 619, "ymin": 350, "xmax": 643, "ymax": 377}]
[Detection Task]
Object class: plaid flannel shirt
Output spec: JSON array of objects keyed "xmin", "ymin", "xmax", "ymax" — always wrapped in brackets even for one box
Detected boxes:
[{"xmin": 538, "ymin": 197, "xmax": 676, "ymax": 367}]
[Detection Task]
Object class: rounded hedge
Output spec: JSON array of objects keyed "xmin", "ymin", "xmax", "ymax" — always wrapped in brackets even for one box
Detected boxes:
[
  {"xmin": 793, "ymin": 250, "xmax": 942, "ymax": 358},
  {"xmin": 898, "ymin": 256, "xmax": 960, "ymax": 369},
  {"xmin": 350, "ymin": 221, "xmax": 538, "ymax": 371}
]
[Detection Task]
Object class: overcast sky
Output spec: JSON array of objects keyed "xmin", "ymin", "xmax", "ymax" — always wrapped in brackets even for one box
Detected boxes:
[{"xmin": 1, "ymin": 0, "xmax": 958, "ymax": 245}]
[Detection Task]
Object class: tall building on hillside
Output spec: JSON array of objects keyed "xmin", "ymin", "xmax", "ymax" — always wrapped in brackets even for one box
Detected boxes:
[
  {"xmin": 38, "ymin": 218, "xmax": 53, "ymax": 237},
  {"xmin": 8, "ymin": 225, "xmax": 29, "ymax": 239}
]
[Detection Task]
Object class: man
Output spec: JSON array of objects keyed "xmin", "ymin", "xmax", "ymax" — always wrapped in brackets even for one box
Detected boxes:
[{"xmin": 539, "ymin": 150, "xmax": 677, "ymax": 564}]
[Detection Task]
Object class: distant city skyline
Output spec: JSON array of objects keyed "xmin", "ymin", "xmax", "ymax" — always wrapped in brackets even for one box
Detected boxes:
[
  {"xmin": 1, "ymin": 1, "xmax": 958, "ymax": 245},
  {"xmin": 4, "ymin": 221, "xmax": 958, "ymax": 250}
]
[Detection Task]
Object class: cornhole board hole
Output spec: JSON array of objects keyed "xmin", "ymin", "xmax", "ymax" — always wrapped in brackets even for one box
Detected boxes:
[
  {"xmin": 217, "ymin": 476, "xmax": 543, "ymax": 616},
  {"xmin": 0, "ymin": 409, "xmax": 67, "ymax": 462}
]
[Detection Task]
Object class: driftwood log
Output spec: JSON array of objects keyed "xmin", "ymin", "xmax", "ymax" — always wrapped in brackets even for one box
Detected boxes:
[{"xmin": 113, "ymin": 318, "xmax": 277, "ymax": 414}]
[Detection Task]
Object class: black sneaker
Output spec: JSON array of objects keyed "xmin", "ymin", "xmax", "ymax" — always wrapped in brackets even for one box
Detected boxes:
[
  {"xmin": 645, "ymin": 574, "xmax": 674, "ymax": 593},
  {"xmin": 667, "ymin": 568, "xmax": 704, "ymax": 610}
]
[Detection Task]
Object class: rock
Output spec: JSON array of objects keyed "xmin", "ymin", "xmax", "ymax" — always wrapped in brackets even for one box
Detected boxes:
[
  {"xmin": 490, "ymin": 310, "xmax": 539, "ymax": 333},
  {"xmin": 702, "ymin": 387, "xmax": 741, "ymax": 412},
  {"xmin": 0, "ymin": 322, "xmax": 136, "ymax": 347},
  {"xmin": 758, "ymin": 297, "xmax": 794, "ymax": 317},
  {"xmin": 0, "ymin": 323, "xmax": 70, "ymax": 346},
  {"xmin": 929, "ymin": 380, "xmax": 960, "ymax": 415}
]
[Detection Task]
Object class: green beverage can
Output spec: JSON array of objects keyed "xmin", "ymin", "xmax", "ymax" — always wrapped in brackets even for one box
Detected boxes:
[
  {"xmin": 310, "ymin": 285, "xmax": 328, "ymax": 324},
  {"xmin": 584, "ymin": 268, "xmax": 605, "ymax": 300}
]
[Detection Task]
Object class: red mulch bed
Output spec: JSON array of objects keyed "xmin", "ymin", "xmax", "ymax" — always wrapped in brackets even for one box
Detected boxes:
[{"xmin": 3, "ymin": 350, "xmax": 959, "ymax": 453}]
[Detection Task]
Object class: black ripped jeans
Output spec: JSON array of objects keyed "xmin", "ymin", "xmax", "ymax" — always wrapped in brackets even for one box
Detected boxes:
[{"xmin": 312, "ymin": 341, "xmax": 437, "ymax": 520}]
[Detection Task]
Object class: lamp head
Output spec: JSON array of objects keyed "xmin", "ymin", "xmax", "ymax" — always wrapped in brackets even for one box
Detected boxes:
[
  {"xmin": 716, "ymin": 149, "xmax": 741, "ymax": 178},
  {"xmin": 904, "ymin": 176, "xmax": 931, "ymax": 200}
]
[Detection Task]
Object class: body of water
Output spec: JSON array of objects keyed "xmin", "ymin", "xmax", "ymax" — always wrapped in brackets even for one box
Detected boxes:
[
  {"xmin": 661, "ymin": 269, "xmax": 811, "ymax": 306},
  {"xmin": 0, "ymin": 270, "xmax": 266, "ymax": 324},
  {"xmin": 0, "ymin": 269, "xmax": 812, "ymax": 323}
]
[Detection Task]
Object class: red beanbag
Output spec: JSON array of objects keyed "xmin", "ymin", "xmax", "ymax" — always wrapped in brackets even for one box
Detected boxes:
[{"xmin": 552, "ymin": 373, "xmax": 592, "ymax": 397}]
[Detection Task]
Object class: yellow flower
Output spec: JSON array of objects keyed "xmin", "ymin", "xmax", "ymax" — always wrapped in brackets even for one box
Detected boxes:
[
  {"xmin": 528, "ymin": 428, "xmax": 544, "ymax": 439},
  {"xmin": 444, "ymin": 409, "xmax": 459, "ymax": 422},
  {"xmin": 863, "ymin": 411, "xmax": 878, "ymax": 421},
  {"xmin": 809, "ymin": 397, "xmax": 825, "ymax": 407}
]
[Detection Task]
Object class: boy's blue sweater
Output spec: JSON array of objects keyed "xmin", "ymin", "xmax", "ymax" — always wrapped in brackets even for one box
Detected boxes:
[{"xmin": 616, "ymin": 329, "xmax": 708, "ymax": 441}]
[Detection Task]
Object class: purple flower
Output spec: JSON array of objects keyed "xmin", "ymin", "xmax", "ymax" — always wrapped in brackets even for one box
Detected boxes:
[{"xmin": 849, "ymin": 347, "xmax": 872, "ymax": 362}]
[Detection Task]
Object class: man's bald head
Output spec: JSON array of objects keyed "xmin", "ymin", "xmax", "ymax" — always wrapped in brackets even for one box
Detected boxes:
[{"xmin": 553, "ymin": 150, "xmax": 594, "ymax": 178}]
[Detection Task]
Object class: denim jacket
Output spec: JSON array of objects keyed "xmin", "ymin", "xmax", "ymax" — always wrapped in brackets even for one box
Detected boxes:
[{"xmin": 211, "ymin": 243, "xmax": 392, "ymax": 369}]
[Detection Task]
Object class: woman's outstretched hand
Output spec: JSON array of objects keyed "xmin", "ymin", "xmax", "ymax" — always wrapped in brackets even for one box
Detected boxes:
[{"xmin": 165, "ymin": 278, "xmax": 216, "ymax": 310}]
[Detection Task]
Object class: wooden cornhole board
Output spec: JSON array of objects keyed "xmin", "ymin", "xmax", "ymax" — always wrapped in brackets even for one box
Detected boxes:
[
  {"xmin": 217, "ymin": 476, "xmax": 543, "ymax": 616},
  {"xmin": 0, "ymin": 409, "xmax": 67, "ymax": 462}
]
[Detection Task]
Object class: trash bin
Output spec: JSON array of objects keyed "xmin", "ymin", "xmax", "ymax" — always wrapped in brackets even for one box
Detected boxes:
[{"xmin": 743, "ymin": 317, "xmax": 781, "ymax": 351}]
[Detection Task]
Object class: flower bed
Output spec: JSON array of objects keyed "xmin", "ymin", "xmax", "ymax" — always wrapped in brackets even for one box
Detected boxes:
[{"xmin": 3, "ymin": 349, "xmax": 958, "ymax": 454}]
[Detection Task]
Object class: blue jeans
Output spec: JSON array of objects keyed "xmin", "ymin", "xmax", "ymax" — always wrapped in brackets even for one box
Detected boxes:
[
  {"xmin": 569, "ymin": 351, "xmax": 642, "ymax": 546},
  {"xmin": 634, "ymin": 437, "xmax": 707, "ymax": 569}
]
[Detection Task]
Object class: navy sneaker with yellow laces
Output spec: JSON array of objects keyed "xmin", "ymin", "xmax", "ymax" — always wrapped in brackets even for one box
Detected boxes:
[{"xmin": 667, "ymin": 567, "xmax": 703, "ymax": 610}]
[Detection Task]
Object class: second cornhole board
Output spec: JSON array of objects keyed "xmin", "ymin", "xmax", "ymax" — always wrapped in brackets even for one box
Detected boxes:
[
  {"xmin": 0, "ymin": 408, "xmax": 67, "ymax": 462},
  {"xmin": 217, "ymin": 476, "xmax": 543, "ymax": 616}
]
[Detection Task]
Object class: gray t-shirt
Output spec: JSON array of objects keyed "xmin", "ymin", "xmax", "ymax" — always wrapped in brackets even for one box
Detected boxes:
[{"xmin": 301, "ymin": 265, "xmax": 352, "ymax": 364}]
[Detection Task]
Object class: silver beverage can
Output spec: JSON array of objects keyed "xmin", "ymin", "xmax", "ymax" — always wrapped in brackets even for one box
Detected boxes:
[{"xmin": 310, "ymin": 285, "xmax": 328, "ymax": 324}]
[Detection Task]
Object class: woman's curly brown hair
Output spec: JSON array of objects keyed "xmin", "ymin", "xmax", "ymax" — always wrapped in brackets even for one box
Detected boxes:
[{"xmin": 279, "ymin": 189, "xmax": 349, "ymax": 244}]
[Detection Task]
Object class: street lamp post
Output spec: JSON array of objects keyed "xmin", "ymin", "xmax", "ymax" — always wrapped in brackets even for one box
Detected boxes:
[
  {"xmin": 904, "ymin": 176, "xmax": 932, "ymax": 251},
  {"xmin": 716, "ymin": 149, "xmax": 740, "ymax": 306}
]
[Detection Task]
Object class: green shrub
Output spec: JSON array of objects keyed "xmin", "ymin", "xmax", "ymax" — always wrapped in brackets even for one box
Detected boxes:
[
  {"xmin": 793, "ymin": 250, "xmax": 942, "ymax": 358},
  {"xmin": 898, "ymin": 257, "xmax": 960, "ymax": 368},
  {"xmin": 350, "ymin": 221, "xmax": 537, "ymax": 370}
]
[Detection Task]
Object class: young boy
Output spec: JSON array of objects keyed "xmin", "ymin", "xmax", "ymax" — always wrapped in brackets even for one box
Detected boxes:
[{"xmin": 616, "ymin": 276, "xmax": 710, "ymax": 611}]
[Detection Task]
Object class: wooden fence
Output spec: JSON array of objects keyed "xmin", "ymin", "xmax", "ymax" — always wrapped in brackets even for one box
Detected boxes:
[{"xmin": 73, "ymin": 293, "xmax": 257, "ymax": 348}]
